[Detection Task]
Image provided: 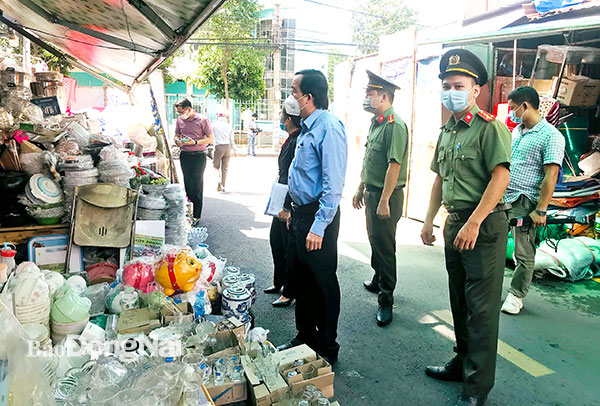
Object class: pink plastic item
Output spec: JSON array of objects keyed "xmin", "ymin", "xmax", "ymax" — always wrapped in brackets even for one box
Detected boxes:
[{"xmin": 122, "ymin": 260, "xmax": 155, "ymax": 293}]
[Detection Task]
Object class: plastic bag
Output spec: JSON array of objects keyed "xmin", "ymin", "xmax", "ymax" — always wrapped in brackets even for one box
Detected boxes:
[
  {"xmin": 534, "ymin": 237, "xmax": 597, "ymax": 281},
  {"xmin": 0, "ymin": 298, "xmax": 57, "ymax": 406}
]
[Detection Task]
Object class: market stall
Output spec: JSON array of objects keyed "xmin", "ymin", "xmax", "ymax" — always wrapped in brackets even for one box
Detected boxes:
[{"xmin": 416, "ymin": 4, "xmax": 600, "ymax": 284}]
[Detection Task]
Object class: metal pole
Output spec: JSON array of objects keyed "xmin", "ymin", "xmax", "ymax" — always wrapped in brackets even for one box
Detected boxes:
[
  {"xmin": 512, "ymin": 39, "xmax": 517, "ymax": 89},
  {"xmin": 272, "ymin": 3, "xmax": 282, "ymax": 150},
  {"xmin": 553, "ymin": 51, "xmax": 568, "ymax": 99}
]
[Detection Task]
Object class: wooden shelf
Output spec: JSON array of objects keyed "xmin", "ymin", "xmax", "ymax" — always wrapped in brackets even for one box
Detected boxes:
[{"xmin": 0, "ymin": 224, "xmax": 69, "ymax": 245}]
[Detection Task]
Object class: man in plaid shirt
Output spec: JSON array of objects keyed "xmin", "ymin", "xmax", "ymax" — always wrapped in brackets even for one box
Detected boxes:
[{"xmin": 502, "ymin": 86, "xmax": 565, "ymax": 315}]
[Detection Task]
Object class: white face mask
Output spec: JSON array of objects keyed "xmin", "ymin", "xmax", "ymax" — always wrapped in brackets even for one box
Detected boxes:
[
  {"xmin": 179, "ymin": 110, "xmax": 191, "ymax": 119},
  {"xmin": 362, "ymin": 94, "xmax": 382, "ymax": 114},
  {"xmin": 290, "ymin": 94, "xmax": 308, "ymax": 113}
]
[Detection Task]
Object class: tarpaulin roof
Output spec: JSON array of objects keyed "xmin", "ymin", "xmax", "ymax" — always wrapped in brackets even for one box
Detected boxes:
[
  {"xmin": 0, "ymin": 0, "xmax": 227, "ymax": 89},
  {"xmin": 418, "ymin": 7, "xmax": 600, "ymax": 46}
]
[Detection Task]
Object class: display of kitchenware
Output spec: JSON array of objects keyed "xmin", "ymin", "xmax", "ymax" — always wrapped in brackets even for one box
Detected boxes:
[
  {"xmin": 221, "ymin": 274, "xmax": 241, "ymax": 290},
  {"xmin": 223, "ymin": 266, "xmax": 240, "ymax": 278}
]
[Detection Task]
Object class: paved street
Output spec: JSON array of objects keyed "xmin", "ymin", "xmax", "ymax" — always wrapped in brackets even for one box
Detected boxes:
[{"xmin": 196, "ymin": 154, "xmax": 600, "ymax": 406}]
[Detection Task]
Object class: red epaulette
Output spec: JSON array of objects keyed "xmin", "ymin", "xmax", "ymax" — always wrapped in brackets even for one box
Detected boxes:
[
  {"xmin": 377, "ymin": 114, "xmax": 385, "ymax": 124},
  {"xmin": 388, "ymin": 114, "xmax": 395, "ymax": 124},
  {"xmin": 477, "ymin": 110, "xmax": 494, "ymax": 122},
  {"xmin": 464, "ymin": 112, "xmax": 473, "ymax": 124}
]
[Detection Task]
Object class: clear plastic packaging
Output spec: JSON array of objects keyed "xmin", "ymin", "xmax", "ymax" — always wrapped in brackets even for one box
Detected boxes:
[{"xmin": 138, "ymin": 193, "xmax": 167, "ymax": 210}]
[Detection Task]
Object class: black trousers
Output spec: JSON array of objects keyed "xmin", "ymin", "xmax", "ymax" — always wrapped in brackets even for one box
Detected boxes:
[
  {"xmin": 269, "ymin": 216, "xmax": 295, "ymax": 298},
  {"xmin": 180, "ymin": 151, "xmax": 207, "ymax": 219},
  {"xmin": 365, "ymin": 185, "xmax": 404, "ymax": 306},
  {"xmin": 444, "ymin": 210, "xmax": 508, "ymax": 398},
  {"xmin": 291, "ymin": 205, "xmax": 341, "ymax": 360}
]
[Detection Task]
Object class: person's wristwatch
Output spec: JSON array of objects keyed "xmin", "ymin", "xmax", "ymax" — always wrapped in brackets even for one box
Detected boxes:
[
  {"xmin": 194, "ymin": 139, "xmax": 198, "ymax": 145},
  {"xmin": 535, "ymin": 209, "xmax": 547, "ymax": 216}
]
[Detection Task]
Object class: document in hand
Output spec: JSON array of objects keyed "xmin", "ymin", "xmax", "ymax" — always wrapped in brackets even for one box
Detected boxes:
[{"xmin": 265, "ymin": 182, "xmax": 288, "ymax": 216}]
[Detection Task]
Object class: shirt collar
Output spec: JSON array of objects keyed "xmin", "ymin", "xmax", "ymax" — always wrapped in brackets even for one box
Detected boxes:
[
  {"xmin": 442, "ymin": 104, "xmax": 480, "ymax": 130},
  {"xmin": 517, "ymin": 118, "xmax": 547, "ymax": 136},
  {"xmin": 372, "ymin": 106, "xmax": 395, "ymax": 125},
  {"xmin": 301, "ymin": 109, "xmax": 325, "ymax": 131}
]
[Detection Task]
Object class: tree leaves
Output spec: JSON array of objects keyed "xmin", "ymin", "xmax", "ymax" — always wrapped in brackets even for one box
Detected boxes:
[{"xmin": 351, "ymin": 0, "xmax": 418, "ymax": 54}]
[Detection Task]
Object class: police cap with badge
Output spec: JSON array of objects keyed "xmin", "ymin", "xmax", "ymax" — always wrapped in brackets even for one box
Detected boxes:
[
  {"xmin": 439, "ymin": 49, "xmax": 488, "ymax": 86},
  {"xmin": 366, "ymin": 70, "xmax": 400, "ymax": 93}
]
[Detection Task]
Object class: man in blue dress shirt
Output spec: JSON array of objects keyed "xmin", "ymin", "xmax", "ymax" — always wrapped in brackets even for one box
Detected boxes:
[{"xmin": 276, "ymin": 69, "xmax": 348, "ymax": 365}]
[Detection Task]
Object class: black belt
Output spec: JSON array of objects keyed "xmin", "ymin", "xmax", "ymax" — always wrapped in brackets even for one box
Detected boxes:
[
  {"xmin": 291, "ymin": 200, "xmax": 320, "ymax": 215},
  {"xmin": 180, "ymin": 150, "xmax": 206, "ymax": 155},
  {"xmin": 447, "ymin": 203, "xmax": 511, "ymax": 222},
  {"xmin": 365, "ymin": 184, "xmax": 405, "ymax": 192}
]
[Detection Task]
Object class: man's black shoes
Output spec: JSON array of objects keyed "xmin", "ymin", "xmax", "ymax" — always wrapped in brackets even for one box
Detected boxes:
[
  {"xmin": 363, "ymin": 280, "xmax": 380, "ymax": 293},
  {"xmin": 376, "ymin": 306, "xmax": 393, "ymax": 326},
  {"xmin": 425, "ymin": 357, "xmax": 464, "ymax": 382}
]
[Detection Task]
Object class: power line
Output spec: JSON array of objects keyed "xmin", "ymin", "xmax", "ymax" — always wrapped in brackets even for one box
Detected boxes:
[{"xmin": 302, "ymin": 0, "xmax": 385, "ymax": 18}]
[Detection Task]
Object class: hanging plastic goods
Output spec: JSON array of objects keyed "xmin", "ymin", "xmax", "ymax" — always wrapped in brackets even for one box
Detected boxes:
[
  {"xmin": 0, "ymin": 242, "xmax": 17, "ymax": 275},
  {"xmin": 65, "ymin": 122, "xmax": 90, "ymax": 149}
]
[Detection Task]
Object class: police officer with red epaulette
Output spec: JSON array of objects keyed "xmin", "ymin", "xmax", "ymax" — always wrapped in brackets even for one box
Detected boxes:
[
  {"xmin": 421, "ymin": 49, "xmax": 512, "ymax": 406},
  {"xmin": 353, "ymin": 70, "xmax": 409, "ymax": 327}
]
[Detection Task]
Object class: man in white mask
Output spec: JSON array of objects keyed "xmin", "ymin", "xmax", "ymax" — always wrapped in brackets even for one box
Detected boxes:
[
  {"xmin": 352, "ymin": 70, "xmax": 408, "ymax": 327},
  {"xmin": 420, "ymin": 49, "xmax": 512, "ymax": 406}
]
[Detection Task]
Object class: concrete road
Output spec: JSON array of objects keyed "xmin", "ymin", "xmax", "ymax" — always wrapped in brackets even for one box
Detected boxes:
[{"xmin": 196, "ymin": 154, "xmax": 600, "ymax": 406}]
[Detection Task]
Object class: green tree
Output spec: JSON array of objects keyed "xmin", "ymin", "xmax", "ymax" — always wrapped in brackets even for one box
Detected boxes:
[
  {"xmin": 193, "ymin": 0, "xmax": 266, "ymax": 108},
  {"xmin": 351, "ymin": 0, "xmax": 418, "ymax": 54},
  {"xmin": 327, "ymin": 51, "xmax": 346, "ymax": 102}
]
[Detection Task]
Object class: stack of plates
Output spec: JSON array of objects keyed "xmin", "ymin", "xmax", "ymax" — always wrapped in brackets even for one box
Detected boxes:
[
  {"xmin": 51, "ymin": 317, "xmax": 89, "ymax": 343},
  {"xmin": 22, "ymin": 323, "xmax": 52, "ymax": 350}
]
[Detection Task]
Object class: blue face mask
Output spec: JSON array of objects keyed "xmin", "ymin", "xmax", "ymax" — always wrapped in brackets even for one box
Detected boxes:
[
  {"xmin": 441, "ymin": 89, "xmax": 472, "ymax": 113},
  {"xmin": 280, "ymin": 120, "xmax": 286, "ymax": 131},
  {"xmin": 509, "ymin": 103, "xmax": 525, "ymax": 124}
]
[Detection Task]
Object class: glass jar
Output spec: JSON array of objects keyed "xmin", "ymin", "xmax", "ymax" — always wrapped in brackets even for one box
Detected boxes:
[{"xmin": 119, "ymin": 287, "xmax": 139, "ymax": 312}]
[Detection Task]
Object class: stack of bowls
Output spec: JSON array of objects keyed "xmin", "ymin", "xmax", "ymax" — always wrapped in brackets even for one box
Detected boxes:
[
  {"xmin": 51, "ymin": 290, "xmax": 91, "ymax": 343},
  {"xmin": 12, "ymin": 269, "xmax": 51, "ymax": 328},
  {"xmin": 22, "ymin": 174, "xmax": 65, "ymax": 225}
]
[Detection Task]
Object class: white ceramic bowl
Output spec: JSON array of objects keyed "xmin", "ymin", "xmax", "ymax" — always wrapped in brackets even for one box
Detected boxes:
[
  {"xmin": 65, "ymin": 275, "xmax": 87, "ymax": 294},
  {"xmin": 13, "ymin": 277, "xmax": 50, "ymax": 306}
]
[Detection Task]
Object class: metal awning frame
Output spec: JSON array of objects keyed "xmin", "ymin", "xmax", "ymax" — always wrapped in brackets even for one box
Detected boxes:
[
  {"xmin": 0, "ymin": 0, "xmax": 228, "ymax": 90},
  {"xmin": 0, "ymin": 11, "xmax": 130, "ymax": 93}
]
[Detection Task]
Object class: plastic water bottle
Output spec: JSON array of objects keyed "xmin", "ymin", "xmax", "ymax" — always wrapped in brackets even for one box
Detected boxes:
[{"xmin": 0, "ymin": 243, "xmax": 16, "ymax": 277}]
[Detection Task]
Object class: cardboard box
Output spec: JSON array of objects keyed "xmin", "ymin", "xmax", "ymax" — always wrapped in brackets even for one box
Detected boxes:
[
  {"xmin": 283, "ymin": 357, "xmax": 334, "ymax": 398},
  {"xmin": 243, "ymin": 341, "xmax": 288, "ymax": 406},
  {"xmin": 160, "ymin": 302, "xmax": 194, "ymax": 325},
  {"xmin": 531, "ymin": 78, "xmax": 558, "ymax": 96},
  {"xmin": 204, "ymin": 344, "xmax": 247, "ymax": 405},
  {"xmin": 557, "ymin": 76, "xmax": 600, "ymax": 106},
  {"xmin": 200, "ymin": 384, "xmax": 216, "ymax": 406},
  {"xmin": 116, "ymin": 308, "xmax": 160, "ymax": 334}
]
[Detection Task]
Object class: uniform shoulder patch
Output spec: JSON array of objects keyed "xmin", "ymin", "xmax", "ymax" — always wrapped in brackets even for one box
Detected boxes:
[
  {"xmin": 377, "ymin": 114, "xmax": 385, "ymax": 124},
  {"xmin": 477, "ymin": 110, "xmax": 494, "ymax": 122},
  {"xmin": 388, "ymin": 114, "xmax": 395, "ymax": 124}
]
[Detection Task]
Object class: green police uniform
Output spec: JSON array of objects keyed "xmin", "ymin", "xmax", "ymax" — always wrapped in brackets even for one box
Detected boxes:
[
  {"xmin": 361, "ymin": 105, "xmax": 409, "ymax": 306},
  {"xmin": 430, "ymin": 49, "xmax": 512, "ymax": 400}
]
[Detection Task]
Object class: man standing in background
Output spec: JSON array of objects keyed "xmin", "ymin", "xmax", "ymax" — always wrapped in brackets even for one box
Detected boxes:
[
  {"xmin": 353, "ymin": 70, "xmax": 408, "ymax": 327},
  {"xmin": 212, "ymin": 109, "xmax": 236, "ymax": 193},
  {"xmin": 175, "ymin": 98, "xmax": 214, "ymax": 226},
  {"xmin": 247, "ymin": 112, "xmax": 259, "ymax": 156},
  {"xmin": 501, "ymin": 86, "xmax": 564, "ymax": 315}
]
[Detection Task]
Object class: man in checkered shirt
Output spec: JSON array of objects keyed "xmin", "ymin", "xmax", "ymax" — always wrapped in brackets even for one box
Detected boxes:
[{"xmin": 502, "ymin": 86, "xmax": 565, "ymax": 315}]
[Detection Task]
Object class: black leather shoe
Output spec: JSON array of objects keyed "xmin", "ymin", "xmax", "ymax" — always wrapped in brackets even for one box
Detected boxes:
[
  {"xmin": 264, "ymin": 286, "xmax": 281, "ymax": 294},
  {"xmin": 272, "ymin": 297, "xmax": 294, "ymax": 307},
  {"xmin": 276, "ymin": 337, "xmax": 303, "ymax": 352},
  {"xmin": 454, "ymin": 394, "xmax": 487, "ymax": 406},
  {"xmin": 363, "ymin": 280, "xmax": 380, "ymax": 293},
  {"xmin": 425, "ymin": 357, "xmax": 463, "ymax": 382},
  {"xmin": 376, "ymin": 306, "xmax": 393, "ymax": 326}
]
